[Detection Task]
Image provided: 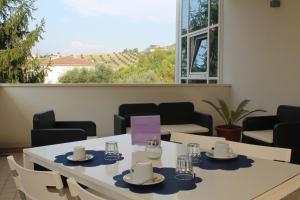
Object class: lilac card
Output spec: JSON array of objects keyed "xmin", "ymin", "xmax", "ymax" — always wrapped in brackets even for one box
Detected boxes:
[{"xmin": 131, "ymin": 115, "xmax": 161, "ymax": 145}]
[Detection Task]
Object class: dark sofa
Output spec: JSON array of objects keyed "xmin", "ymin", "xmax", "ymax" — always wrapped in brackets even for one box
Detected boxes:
[
  {"xmin": 31, "ymin": 110, "xmax": 96, "ymax": 147},
  {"xmin": 242, "ymin": 105, "xmax": 300, "ymax": 164},
  {"xmin": 114, "ymin": 102, "xmax": 212, "ymax": 140}
]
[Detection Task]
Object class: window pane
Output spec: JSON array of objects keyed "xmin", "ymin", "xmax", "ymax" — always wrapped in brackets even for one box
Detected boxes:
[
  {"xmin": 181, "ymin": 79, "xmax": 187, "ymax": 83},
  {"xmin": 209, "ymin": 79, "xmax": 218, "ymax": 84},
  {"xmin": 189, "ymin": 0, "xmax": 208, "ymax": 32},
  {"xmin": 190, "ymin": 34, "xmax": 208, "ymax": 73},
  {"xmin": 210, "ymin": 0, "xmax": 219, "ymax": 25},
  {"xmin": 181, "ymin": 0, "xmax": 188, "ymax": 35},
  {"xmin": 209, "ymin": 27, "xmax": 218, "ymax": 77},
  {"xmin": 188, "ymin": 79, "xmax": 207, "ymax": 84},
  {"xmin": 181, "ymin": 37, "xmax": 188, "ymax": 77}
]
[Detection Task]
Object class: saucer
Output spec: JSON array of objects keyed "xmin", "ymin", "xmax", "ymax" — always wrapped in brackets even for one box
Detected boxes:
[
  {"xmin": 123, "ymin": 173, "xmax": 165, "ymax": 185},
  {"xmin": 67, "ymin": 154, "xmax": 94, "ymax": 162},
  {"xmin": 206, "ymin": 151, "xmax": 238, "ymax": 160}
]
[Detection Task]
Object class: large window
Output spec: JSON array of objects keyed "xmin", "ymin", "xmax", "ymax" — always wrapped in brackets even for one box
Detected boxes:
[{"xmin": 177, "ymin": 0, "xmax": 220, "ymax": 84}]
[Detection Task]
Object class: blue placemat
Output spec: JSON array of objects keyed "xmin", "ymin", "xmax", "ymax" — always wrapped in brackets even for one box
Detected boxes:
[
  {"xmin": 113, "ymin": 167, "xmax": 202, "ymax": 195},
  {"xmin": 54, "ymin": 150, "xmax": 124, "ymax": 167},
  {"xmin": 197, "ymin": 152, "xmax": 254, "ymax": 170}
]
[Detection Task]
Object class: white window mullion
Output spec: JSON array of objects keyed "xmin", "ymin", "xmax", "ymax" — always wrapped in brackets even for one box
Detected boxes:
[
  {"xmin": 207, "ymin": 0, "xmax": 211, "ymax": 84},
  {"xmin": 177, "ymin": 0, "xmax": 220, "ymax": 84}
]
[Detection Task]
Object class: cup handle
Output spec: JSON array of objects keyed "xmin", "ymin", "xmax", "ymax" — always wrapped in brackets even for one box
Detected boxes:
[{"xmin": 130, "ymin": 164, "xmax": 136, "ymax": 175}]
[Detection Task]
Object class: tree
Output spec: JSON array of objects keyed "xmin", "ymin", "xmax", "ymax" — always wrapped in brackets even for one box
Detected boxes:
[
  {"xmin": 0, "ymin": 0, "xmax": 46, "ymax": 83},
  {"xmin": 23, "ymin": 57, "xmax": 50, "ymax": 83},
  {"xmin": 59, "ymin": 63, "xmax": 114, "ymax": 83},
  {"xmin": 115, "ymin": 49, "xmax": 175, "ymax": 83},
  {"xmin": 60, "ymin": 48, "xmax": 176, "ymax": 84}
]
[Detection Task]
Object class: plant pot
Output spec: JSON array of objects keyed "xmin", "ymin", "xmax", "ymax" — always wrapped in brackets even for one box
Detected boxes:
[{"xmin": 215, "ymin": 125, "xmax": 242, "ymax": 142}]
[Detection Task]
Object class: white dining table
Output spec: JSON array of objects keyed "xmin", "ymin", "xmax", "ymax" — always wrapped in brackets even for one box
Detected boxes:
[{"xmin": 23, "ymin": 134, "xmax": 300, "ymax": 200}]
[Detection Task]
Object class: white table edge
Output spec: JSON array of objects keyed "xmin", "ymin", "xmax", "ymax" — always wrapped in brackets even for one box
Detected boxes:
[
  {"xmin": 23, "ymin": 149, "xmax": 138, "ymax": 200},
  {"xmin": 253, "ymin": 173, "xmax": 300, "ymax": 200},
  {"xmin": 23, "ymin": 144, "xmax": 300, "ymax": 200}
]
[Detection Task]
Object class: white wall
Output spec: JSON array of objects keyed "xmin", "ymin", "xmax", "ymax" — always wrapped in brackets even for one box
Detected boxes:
[
  {"xmin": 0, "ymin": 84, "xmax": 231, "ymax": 148},
  {"xmin": 223, "ymin": 0, "xmax": 300, "ymax": 114}
]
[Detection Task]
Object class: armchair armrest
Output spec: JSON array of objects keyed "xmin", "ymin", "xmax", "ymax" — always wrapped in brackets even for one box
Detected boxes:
[
  {"xmin": 274, "ymin": 122, "xmax": 300, "ymax": 145},
  {"xmin": 114, "ymin": 115, "xmax": 126, "ymax": 135},
  {"xmin": 55, "ymin": 121, "xmax": 96, "ymax": 136},
  {"xmin": 274, "ymin": 122, "xmax": 300, "ymax": 164},
  {"xmin": 243, "ymin": 116, "xmax": 278, "ymax": 131},
  {"xmin": 31, "ymin": 129, "xmax": 87, "ymax": 147},
  {"xmin": 193, "ymin": 112, "xmax": 213, "ymax": 135}
]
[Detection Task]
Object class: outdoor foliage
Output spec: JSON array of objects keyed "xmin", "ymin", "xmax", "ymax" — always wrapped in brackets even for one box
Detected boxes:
[
  {"xmin": 22, "ymin": 57, "xmax": 50, "ymax": 83},
  {"xmin": 0, "ymin": 0, "xmax": 47, "ymax": 83},
  {"xmin": 59, "ymin": 48, "xmax": 176, "ymax": 84},
  {"xmin": 59, "ymin": 63, "xmax": 115, "ymax": 83}
]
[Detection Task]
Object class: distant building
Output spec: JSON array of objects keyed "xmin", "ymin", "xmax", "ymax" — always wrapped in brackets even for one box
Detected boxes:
[
  {"xmin": 143, "ymin": 45, "xmax": 161, "ymax": 54},
  {"xmin": 44, "ymin": 56, "xmax": 94, "ymax": 83}
]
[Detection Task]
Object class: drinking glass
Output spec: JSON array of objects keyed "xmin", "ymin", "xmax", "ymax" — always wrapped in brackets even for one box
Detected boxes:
[
  {"xmin": 104, "ymin": 141, "xmax": 119, "ymax": 161},
  {"xmin": 187, "ymin": 143, "xmax": 201, "ymax": 164},
  {"xmin": 145, "ymin": 138, "xmax": 162, "ymax": 159},
  {"xmin": 175, "ymin": 155, "xmax": 194, "ymax": 180}
]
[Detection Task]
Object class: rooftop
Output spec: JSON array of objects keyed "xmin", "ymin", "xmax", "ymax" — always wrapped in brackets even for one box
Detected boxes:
[{"xmin": 50, "ymin": 56, "xmax": 94, "ymax": 66}]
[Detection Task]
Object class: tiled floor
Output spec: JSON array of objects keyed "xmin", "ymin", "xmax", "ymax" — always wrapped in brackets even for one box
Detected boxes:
[{"xmin": 0, "ymin": 153, "xmax": 23, "ymax": 200}]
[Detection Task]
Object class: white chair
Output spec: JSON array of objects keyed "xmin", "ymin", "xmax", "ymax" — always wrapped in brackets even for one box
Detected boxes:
[
  {"xmin": 227, "ymin": 141, "xmax": 291, "ymax": 162},
  {"xmin": 7, "ymin": 155, "xmax": 68, "ymax": 200},
  {"xmin": 67, "ymin": 178, "xmax": 106, "ymax": 200},
  {"xmin": 170, "ymin": 132, "xmax": 226, "ymax": 150}
]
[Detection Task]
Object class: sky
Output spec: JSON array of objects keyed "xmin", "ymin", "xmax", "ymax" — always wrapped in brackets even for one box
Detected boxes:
[{"xmin": 31, "ymin": 0, "xmax": 176, "ymax": 55}]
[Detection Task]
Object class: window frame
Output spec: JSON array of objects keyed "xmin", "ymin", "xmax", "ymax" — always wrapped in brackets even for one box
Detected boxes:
[{"xmin": 176, "ymin": 0, "xmax": 223, "ymax": 84}]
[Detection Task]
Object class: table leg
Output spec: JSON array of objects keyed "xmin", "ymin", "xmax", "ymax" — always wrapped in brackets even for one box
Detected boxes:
[{"xmin": 23, "ymin": 153, "xmax": 34, "ymax": 169}]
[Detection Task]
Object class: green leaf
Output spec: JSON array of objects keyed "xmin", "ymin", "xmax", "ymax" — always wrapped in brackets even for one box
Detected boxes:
[
  {"xmin": 217, "ymin": 99, "xmax": 230, "ymax": 124},
  {"xmin": 202, "ymin": 100, "xmax": 228, "ymax": 124},
  {"xmin": 235, "ymin": 109, "xmax": 267, "ymax": 123},
  {"xmin": 235, "ymin": 99, "xmax": 250, "ymax": 115}
]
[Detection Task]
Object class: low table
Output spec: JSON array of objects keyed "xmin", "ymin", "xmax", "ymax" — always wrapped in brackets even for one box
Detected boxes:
[{"xmin": 23, "ymin": 135, "xmax": 300, "ymax": 200}]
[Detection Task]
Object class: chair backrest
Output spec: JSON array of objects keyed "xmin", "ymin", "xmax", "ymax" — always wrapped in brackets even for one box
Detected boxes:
[
  {"xmin": 159, "ymin": 102, "xmax": 194, "ymax": 125},
  {"xmin": 170, "ymin": 132, "xmax": 226, "ymax": 150},
  {"xmin": 274, "ymin": 122, "xmax": 300, "ymax": 164},
  {"xmin": 227, "ymin": 141, "xmax": 291, "ymax": 162},
  {"xmin": 277, "ymin": 105, "xmax": 300, "ymax": 123},
  {"xmin": 33, "ymin": 110, "xmax": 56, "ymax": 129},
  {"xmin": 119, "ymin": 103, "xmax": 159, "ymax": 127},
  {"xmin": 7, "ymin": 156, "xmax": 67, "ymax": 200},
  {"xmin": 67, "ymin": 178, "xmax": 105, "ymax": 200}
]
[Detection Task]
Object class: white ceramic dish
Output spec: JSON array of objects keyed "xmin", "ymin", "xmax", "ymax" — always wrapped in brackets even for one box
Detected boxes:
[
  {"xmin": 206, "ymin": 151, "xmax": 238, "ymax": 160},
  {"xmin": 67, "ymin": 154, "xmax": 94, "ymax": 162},
  {"xmin": 123, "ymin": 173, "xmax": 165, "ymax": 185}
]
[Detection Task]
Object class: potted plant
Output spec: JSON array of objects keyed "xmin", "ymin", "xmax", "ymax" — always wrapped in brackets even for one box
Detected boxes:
[{"xmin": 202, "ymin": 99, "xmax": 266, "ymax": 141}]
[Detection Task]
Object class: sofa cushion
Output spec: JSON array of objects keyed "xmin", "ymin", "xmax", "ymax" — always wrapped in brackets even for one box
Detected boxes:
[
  {"xmin": 277, "ymin": 105, "xmax": 300, "ymax": 123},
  {"xmin": 119, "ymin": 103, "xmax": 159, "ymax": 127},
  {"xmin": 33, "ymin": 110, "xmax": 56, "ymax": 129},
  {"xmin": 161, "ymin": 124, "xmax": 209, "ymax": 134},
  {"xmin": 243, "ymin": 130, "xmax": 273, "ymax": 144},
  {"xmin": 126, "ymin": 127, "xmax": 170, "ymax": 135},
  {"xmin": 159, "ymin": 102, "xmax": 194, "ymax": 125}
]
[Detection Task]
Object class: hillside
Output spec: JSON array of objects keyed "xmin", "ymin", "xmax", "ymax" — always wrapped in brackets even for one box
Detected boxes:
[{"xmin": 83, "ymin": 49, "xmax": 139, "ymax": 69}]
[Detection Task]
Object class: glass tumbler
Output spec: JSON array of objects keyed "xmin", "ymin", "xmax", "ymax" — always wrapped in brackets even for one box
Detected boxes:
[
  {"xmin": 104, "ymin": 141, "xmax": 119, "ymax": 161},
  {"xmin": 187, "ymin": 143, "xmax": 201, "ymax": 164},
  {"xmin": 175, "ymin": 155, "xmax": 194, "ymax": 180}
]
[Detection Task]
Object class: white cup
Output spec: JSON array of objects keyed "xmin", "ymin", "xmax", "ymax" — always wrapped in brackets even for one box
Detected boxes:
[
  {"xmin": 130, "ymin": 161, "xmax": 153, "ymax": 184},
  {"xmin": 73, "ymin": 146, "xmax": 86, "ymax": 160},
  {"xmin": 213, "ymin": 142, "xmax": 232, "ymax": 158}
]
